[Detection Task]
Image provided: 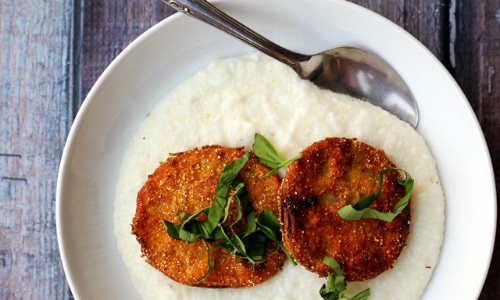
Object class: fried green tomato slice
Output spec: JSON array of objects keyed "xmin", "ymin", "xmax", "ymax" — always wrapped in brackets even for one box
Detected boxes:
[
  {"xmin": 279, "ymin": 138, "xmax": 411, "ymax": 282},
  {"xmin": 132, "ymin": 145, "xmax": 286, "ymax": 287}
]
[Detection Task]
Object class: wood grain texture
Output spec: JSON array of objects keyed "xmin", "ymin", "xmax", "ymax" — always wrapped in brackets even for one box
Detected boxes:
[
  {"xmin": 0, "ymin": 0, "xmax": 77, "ymax": 299},
  {"xmin": 350, "ymin": 0, "xmax": 450, "ymax": 64},
  {"xmin": 455, "ymin": 0, "xmax": 500, "ymax": 299},
  {"xmin": 80, "ymin": 0, "xmax": 174, "ymax": 101}
]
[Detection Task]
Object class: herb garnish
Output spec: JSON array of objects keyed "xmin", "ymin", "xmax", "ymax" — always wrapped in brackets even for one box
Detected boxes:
[
  {"xmin": 163, "ymin": 153, "xmax": 251, "ymax": 243},
  {"xmin": 337, "ymin": 168, "xmax": 413, "ymax": 222},
  {"xmin": 163, "ymin": 151, "xmax": 295, "ymax": 282},
  {"xmin": 320, "ymin": 256, "xmax": 370, "ymax": 300},
  {"xmin": 252, "ymin": 133, "xmax": 302, "ymax": 176}
]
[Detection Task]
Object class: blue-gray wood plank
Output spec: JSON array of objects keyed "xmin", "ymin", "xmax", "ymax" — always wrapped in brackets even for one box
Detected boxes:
[
  {"xmin": 0, "ymin": 0, "xmax": 77, "ymax": 298},
  {"xmin": 455, "ymin": 1, "xmax": 500, "ymax": 299}
]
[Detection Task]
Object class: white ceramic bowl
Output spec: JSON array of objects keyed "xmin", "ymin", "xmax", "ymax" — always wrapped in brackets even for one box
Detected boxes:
[{"xmin": 56, "ymin": 0, "xmax": 496, "ymax": 298}]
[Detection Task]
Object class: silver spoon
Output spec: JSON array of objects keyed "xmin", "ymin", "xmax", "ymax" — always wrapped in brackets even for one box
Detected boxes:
[{"xmin": 162, "ymin": 0, "xmax": 419, "ymax": 127}]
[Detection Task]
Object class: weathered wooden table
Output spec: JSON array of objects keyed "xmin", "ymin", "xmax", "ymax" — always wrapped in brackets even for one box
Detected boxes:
[{"xmin": 1, "ymin": 0, "xmax": 498, "ymax": 298}]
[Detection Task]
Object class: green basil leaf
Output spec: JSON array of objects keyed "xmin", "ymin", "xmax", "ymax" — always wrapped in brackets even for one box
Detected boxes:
[
  {"xmin": 178, "ymin": 220, "xmax": 203, "ymax": 243},
  {"xmin": 256, "ymin": 210, "xmax": 281, "ymax": 238},
  {"xmin": 201, "ymin": 153, "xmax": 250, "ymax": 236},
  {"xmin": 219, "ymin": 231, "xmax": 267, "ymax": 263},
  {"xmin": 221, "ymin": 181, "xmax": 245, "ymax": 225},
  {"xmin": 257, "ymin": 210, "xmax": 297, "ymax": 266},
  {"xmin": 232, "ymin": 178, "xmax": 258, "ymax": 236},
  {"xmin": 320, "ymin": 256, "xmax": 370, "ymax": 300},
  {"xmin": 252, "ymin": 133, "xmax": 301, "ymax": 176},
  {"xmin": 264, "ymin": 153, "xmax": 303, "ymax": 177},
  {"xmin": 242, "ymin": 232, "xmax": 267, "ymax": 261},
  {"xmin": 244, "ymin": 210, "xmax": 257, "ymax": 236},
  {"xmin": 211, "ymin": 227, "xmax": 225, "ymax": 240},
  {"xmin": 219, "ymin": 227, "xmax": 251, "ymax": 261},
  {"xmin": 162, "ymin": 220, "xmax": 181, "ymax": 240},
  {"xmin": 319, "ymin": 274, "xmax": 340, "ymax": 300},
  {"xmin": 163, "ymin": 207, "xmax": 210, "ymax": 242},
  {"xmin": 338, "ymin": 168, "xmax": 413, "ymax": 222},
  {"xmin": 252, "ymin": 133, "xmax": 285, "ymax": 169},
  {"xmin": 322, "ymin": 256, "xmax": 346, "ymax": 293}
]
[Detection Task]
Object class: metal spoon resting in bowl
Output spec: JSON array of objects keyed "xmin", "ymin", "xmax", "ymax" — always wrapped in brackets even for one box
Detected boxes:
[{"xmin": 162, "ymin": 0, "xmax": 419, "ymax": 127}]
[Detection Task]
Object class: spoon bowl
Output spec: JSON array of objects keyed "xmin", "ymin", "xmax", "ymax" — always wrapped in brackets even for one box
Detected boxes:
[{"xmin": 163, "ymin": 0, "xmax": 418, "ymax": 127}]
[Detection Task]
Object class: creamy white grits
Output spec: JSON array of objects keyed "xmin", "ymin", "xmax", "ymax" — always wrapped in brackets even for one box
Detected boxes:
[{"xmin": 114, "ymin": 52, "xmax": 444, "ymax": 299}]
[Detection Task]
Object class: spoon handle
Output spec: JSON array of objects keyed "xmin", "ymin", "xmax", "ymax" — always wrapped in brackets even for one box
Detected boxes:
[{"xmin": 162, "ymin": 0, "xmax": 310, "ymax": 71}]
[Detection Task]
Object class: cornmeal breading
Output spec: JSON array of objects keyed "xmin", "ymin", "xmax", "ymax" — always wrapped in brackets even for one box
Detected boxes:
[
  {"xmin": 279, "ymin": 138, "xmax": 411, "ymax": 282},
  {"xmin": 132, "ymin": 145, "xmax": 286, "ymax": 287}
]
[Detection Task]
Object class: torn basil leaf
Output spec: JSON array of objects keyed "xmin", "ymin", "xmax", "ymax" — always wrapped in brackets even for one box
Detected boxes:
[
  {"xmin": 201, "ymin": 153, "xmax": 251, "ymax": 235},
  {"xmin": 256, "ymin": 210, "xmax": 297, "ymax": 266},
  {"xmin": 320, "ymin": 256, "xmax": 370, "ymax": 300},
  {"xmin": 337, "ymin": 168, "xmax": 413, "ymax": 222},
  {"xmin": 252, "ymin": 133, "xmax": 301, "ymax": 176}
]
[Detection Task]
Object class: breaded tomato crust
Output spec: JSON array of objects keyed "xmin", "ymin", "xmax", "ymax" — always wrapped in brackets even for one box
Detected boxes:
[
  {"xmin": 132, "ymin": 145, "xmax": 286, "ymax": 287},
  {"xmin": 279, "ymin": 138, "xmax": 410, "ymax": 282}
]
